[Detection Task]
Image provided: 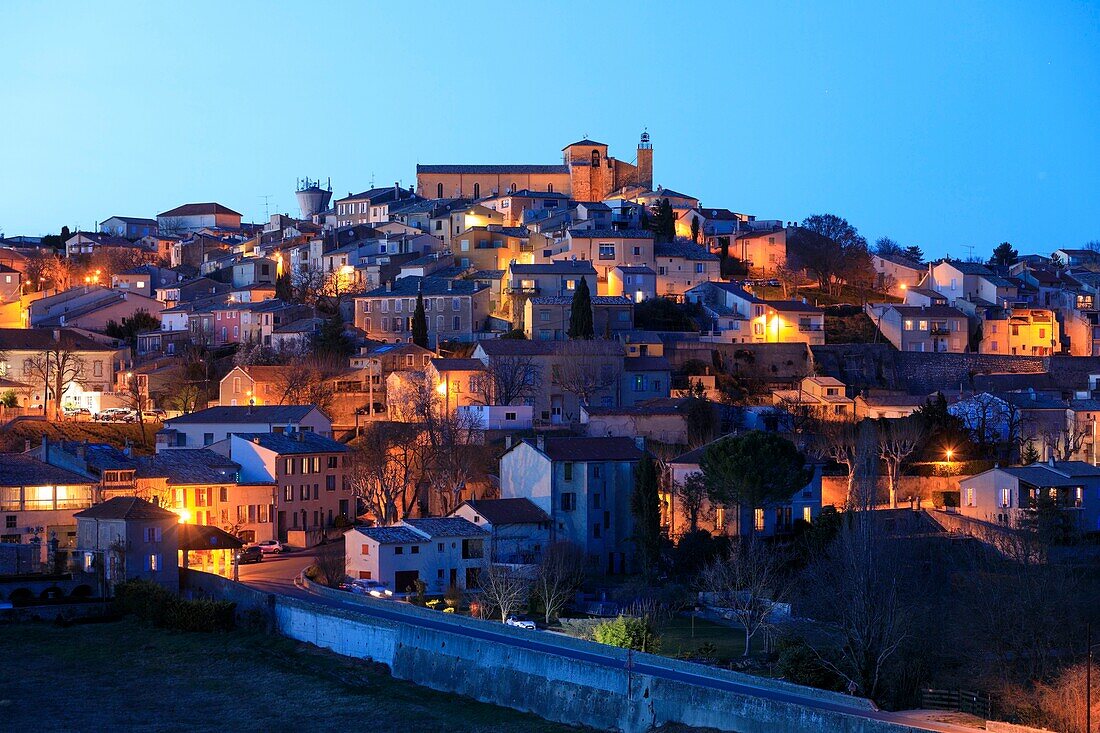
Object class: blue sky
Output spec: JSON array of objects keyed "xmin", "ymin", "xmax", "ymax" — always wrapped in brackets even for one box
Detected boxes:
[{"xmin": 2, "ymin": 1, "xmax": 1098, "ymax": 259}]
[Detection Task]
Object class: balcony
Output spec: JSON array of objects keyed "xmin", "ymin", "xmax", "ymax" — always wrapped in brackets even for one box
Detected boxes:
[
  {"xmin": 798, "ymin": 323, "xmax": 823, "ymax": 332},
  {"xmin": 506, "ymin": 286, "xmax": 539, "ymax": 295},
  {"xmin": 929, "ymin": 326, "xmax": 951, "ymax": 336}
]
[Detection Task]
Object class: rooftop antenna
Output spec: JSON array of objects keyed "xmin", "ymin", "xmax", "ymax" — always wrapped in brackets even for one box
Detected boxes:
[
  {"xmin": 962, "ymin": 243, "xmax": 975, "ymax": 261},
  {"xmin": 369, "ymin": 172, "xmax": 375, "ymax": 188},
  {"xmin": 259, "ymin": 194, "xmax": 274, "ymax": 221}
]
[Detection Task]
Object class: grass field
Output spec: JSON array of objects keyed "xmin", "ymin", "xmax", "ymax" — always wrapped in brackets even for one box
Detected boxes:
[
  {"xmin": 0, "ymin": 620, "xmax": 584, "ymax": 733},
  {"xmin": 0, "ymin": 418, "xmax": 160, "ymax": 454},
  {"xmin": 656, "ymin": 616, "xmax": 763, "ymax": 662}
]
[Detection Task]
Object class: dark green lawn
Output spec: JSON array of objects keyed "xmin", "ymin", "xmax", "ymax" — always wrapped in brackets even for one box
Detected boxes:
[
  {"xmin": 0, "ymin": 620, "xmax": 583, "ymax": 733},
  {"xmin": 657, "ymin": 616, "xmax": 764, "ymax": 661}
]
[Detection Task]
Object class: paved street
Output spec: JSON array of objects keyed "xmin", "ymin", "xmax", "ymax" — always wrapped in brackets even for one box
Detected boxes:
[
  {"xmin": 234, "ymin": 551, "xmax": 979, "ymax": 733},
  {"xmin": 236, "ymin": 548, "xmax": 315, "ymax": 594}
]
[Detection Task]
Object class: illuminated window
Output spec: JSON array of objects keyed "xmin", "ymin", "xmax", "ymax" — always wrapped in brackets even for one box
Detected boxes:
[
  {"xmin": 754, "ymin": 508, "xmax": 765, "ymax": 532},
  {"xmin": 802, "ymin": 506, "xmax": 812, "ymax": 523}
]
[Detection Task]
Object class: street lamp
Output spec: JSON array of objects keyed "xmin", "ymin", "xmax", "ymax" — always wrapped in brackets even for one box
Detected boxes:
[{"xmin": 945, "ymin": 448, "xmax": 954, "ymax": 462}]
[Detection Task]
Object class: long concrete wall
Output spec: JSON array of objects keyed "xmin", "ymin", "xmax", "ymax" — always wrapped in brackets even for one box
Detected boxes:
[{"xmin": 186, "ymin": 571, "xmax": 926, "ymax": 733}]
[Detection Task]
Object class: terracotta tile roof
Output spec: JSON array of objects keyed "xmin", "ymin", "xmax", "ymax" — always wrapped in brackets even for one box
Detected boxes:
[{"xmin": 74, "ymin": 496, "xmax": 176, "ymax": 521}]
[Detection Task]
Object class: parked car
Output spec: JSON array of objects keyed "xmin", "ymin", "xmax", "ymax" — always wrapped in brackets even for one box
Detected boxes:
[
  {"xmin": 141, "ymin": 409, "xmax": 167, "ymax": 420},
  {"xmin": 235, "ymin": 546, "xmax": 263, "ymax": 564},
  {"xmin": 96, "ymin": 408, "xmax": 136, "ymax": 423},
  {"xmin": 255, "ymin": 540, "xmax": 283, "ymax": 554},
  {"xmin": 350, "ymin": 579, "xmax": 392, "ymax": 598},
  {"xmin": 62, "ymin": 407, "xmax": 91, "ymax": 417},
  {"xmin": 505, "ymin": 616, "xmax": 536, "ymax": 630}
]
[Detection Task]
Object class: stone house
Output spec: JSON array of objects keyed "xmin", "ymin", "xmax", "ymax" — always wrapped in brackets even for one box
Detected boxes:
[{"xmin": 499, "ymin": 436, "xmax": 644, "ymax": 574}]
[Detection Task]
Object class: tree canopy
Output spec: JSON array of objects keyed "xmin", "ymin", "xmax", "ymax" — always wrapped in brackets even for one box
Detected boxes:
[
  {"xmin": 990, "ymin": 241, "xmax": 1019, "ymax": 266},
  {"xmin": 788, "ymin": 214, "xmax": 873, "ymax": 295},
  {"xmin": 699, "ymin": 431, "xmax": 812, "ymax": 536}
]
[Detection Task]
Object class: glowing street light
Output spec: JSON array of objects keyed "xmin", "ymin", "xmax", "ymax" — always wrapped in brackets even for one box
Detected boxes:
[{"xmin": 945, "ymin": 448, "xmax": 954, "ymax": 462}]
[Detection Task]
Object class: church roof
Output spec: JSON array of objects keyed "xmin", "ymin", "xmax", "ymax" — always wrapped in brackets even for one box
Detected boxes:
[{"xmin": 563, "ymin": 139, "xmax": 607, "ymax": 149}]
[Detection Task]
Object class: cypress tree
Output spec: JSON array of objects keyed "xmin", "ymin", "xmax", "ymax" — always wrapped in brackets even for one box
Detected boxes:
[
  {"xmin": 314, "ymin": 313, "xmax": 352, "ymax": 357},
  {"xmin": 631, "ymin": 452, "xmax": 662, "ymax": 576},
  {"xmin": 412, "ymin": 290, "xmax": 429, "ymax": 348},
  {"xmin": 568, "ymin": 277, "xmax": 594, "ymax": 339}
]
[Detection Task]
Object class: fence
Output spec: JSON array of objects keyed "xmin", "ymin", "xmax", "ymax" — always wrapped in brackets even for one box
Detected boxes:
[{"xmin": 920, "ymin": 688, "xmax": 992, "ymax": 718}]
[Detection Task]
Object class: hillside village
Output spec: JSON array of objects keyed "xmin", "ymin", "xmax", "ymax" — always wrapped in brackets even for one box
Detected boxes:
[{"xmin": 4, "ymin": 133, "xmax": 1100, "ymax": 731}]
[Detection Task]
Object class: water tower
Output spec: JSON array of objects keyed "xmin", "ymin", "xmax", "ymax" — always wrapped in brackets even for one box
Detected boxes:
[{"xmin": 295, "ymin": 177, "xmax": 333, "ymax": 219}]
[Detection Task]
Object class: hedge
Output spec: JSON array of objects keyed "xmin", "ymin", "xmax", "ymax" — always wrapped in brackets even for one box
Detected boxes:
[{"xmin": 114, "ymin": 579, "xmax": 235, "ymax": 632}]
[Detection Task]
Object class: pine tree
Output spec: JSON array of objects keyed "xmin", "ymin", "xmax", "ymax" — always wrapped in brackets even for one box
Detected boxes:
[
  {"xmin": 690, "ymin": 216, "xmax": 700, "ymax": 243},
  {"xmin": 314, "ymin": 313, "xmax": 352, "ymax": 357},
  {"xmin": 1020, "ymin": 441, "xmax": 1040, "ymax": 465},
  {"xmin": 412, "ymin": 290, "xmax": 429, "ymax": 348},
  {"xmin": 631, "ymin": 452, "xmax": 662, "ymax": 576},
  {"xmin": 567, "ymin": 277, "xmax": 594, "ymax": 339}
]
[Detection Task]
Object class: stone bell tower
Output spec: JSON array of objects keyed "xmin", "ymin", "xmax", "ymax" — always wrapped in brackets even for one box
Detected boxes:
[{"xmin": 636, "ymin": 130, "xmax": 653, "ymax": 190}]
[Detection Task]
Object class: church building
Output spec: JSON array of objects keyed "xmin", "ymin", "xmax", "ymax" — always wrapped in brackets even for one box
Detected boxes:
[{"xmin": 416, "ymin": 132, "xmax": 654, "ymax": 202}]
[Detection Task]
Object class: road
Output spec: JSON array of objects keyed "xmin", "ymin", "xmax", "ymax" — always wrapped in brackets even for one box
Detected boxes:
[{"xmin": 237, "ymin": 554, "xmax": 978, "ymax": 733}]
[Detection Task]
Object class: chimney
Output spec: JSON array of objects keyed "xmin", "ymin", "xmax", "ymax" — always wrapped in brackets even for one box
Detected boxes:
[
  {"xmin": 447, "ymin": 280, "xmax": 453, "ymax": 291},
  {"xmin": 41, "ymin": 435, "xmax": 48, "ymax": 462},
  {"xmin": 123, "ymin": 439, "xmax": 132, "ymax": 458},
  {"xmin": 536, "ymin": 434, "xmax": 545, "ymax": 452},
  {"xmin": 505, "ymin": 435, "xmax": 513, "ymax": 450},
  {"xmin": 76, "ymin": 440, "xmax": 87, "ymax": 460},
  {"xmin": 385, "ymin": 281, "xmax": 392, "ymax": 292},
  {"xmin": 53, "ymin": 329, "xmax": 61, "ymax": 342},
  {"xmin": 23, "ymin": 438, "xmax": 31, "ymax": 452},
  {"xmin": 394, "ymin": 181, "xmax": 400, "ymax": 199},
  {"xmin": 1048, "ymin": 456, "xmax": 1055, "ymax": 467}
]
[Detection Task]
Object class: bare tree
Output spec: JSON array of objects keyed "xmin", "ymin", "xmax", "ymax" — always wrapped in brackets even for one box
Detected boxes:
[
  {"xmin": 802, "ymin": 517, "xmax": 909, "ymax": 698},
  {"xmin": 534, "ymin": 541, "xmax": 586, "ymax": 624},
  {"xmin": 274, "ymin": 355, "xmax": 342, "ymax": 413},
  {"xmin": 813, "ymin": 419, "xmax": 861, "ymax": 508},
  {"xmin": 21, "ymin": 251, "xmax": 49, "ymax": 293},
  {"xmin": 773, "ymin": 262, "xmax": 804, "ymax": 299},
  {"xmin": 158, "ymin": 216, "xmax": 187, "ymax": 237},
  {"xmin": 552, "ymin": 339, "xmax": 623, "ymax": 415},
  {"xmin": 45, "ymin": 254, "xmax": 78, "ymax": 291},
  {"xmin": 1033, "ymin": 662, "xmax": 1097, "ymax": 733},
  {"xmin": 699, "ymin": 538, "xmax": 791, "ymax": 656},
  {"xmin": 477, "ymin": 354, "xmax": 541, "ymax": 406},
  {"xmin": 676, "ymin": 471, "xmax": 708, "ymax": 534},
  {"xmin": 347, "ymin": 423, "xmax": 421, "ymax": 526},
  {"xmin": 25, "ymin": 346, "xmax": 86, "ymax": 417},
  {"xmin": 877, "ymin": 418, "xmax": 924, "ymax": 508},
  {"xmin": 313, "ymin": 540, "xmax": 347, "ymax": 588},
  {"xmin": 119, "ymin": 371, "xmax": 149, "ymax": 447},
  {"xmin": 1043, "ymin": 409, "xmax": 1089, "ymax": 461},
  {"xmin": 478, "ymin": 564, "xmax": 532, "ymax": 622},
  {"xmin": 421, "ymin": 409, "xmax": 487, "ymax": 516},
  {"xmin": 292, "ymin": 267, "xmax": 357, "ymax": 314}
]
